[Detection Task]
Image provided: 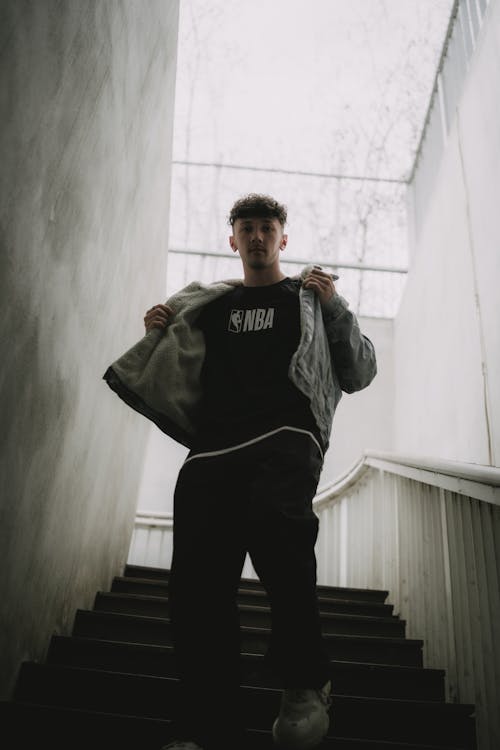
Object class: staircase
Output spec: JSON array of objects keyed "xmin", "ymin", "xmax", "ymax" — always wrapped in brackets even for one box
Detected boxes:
[{"xmin": 5, "ymin": 564, "xmax": 477, "ymax": 749}]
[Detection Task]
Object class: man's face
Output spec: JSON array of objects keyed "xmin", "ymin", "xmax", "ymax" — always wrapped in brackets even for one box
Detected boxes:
[{"xmin": 229, "ymin": 216, "xmax": 288, "ymax": 270}]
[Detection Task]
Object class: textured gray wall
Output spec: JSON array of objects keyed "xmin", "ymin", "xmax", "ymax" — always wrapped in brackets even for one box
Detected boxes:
[{"xmin": 0, "ymin": 0, "xmax": 179, "ymax": 699}]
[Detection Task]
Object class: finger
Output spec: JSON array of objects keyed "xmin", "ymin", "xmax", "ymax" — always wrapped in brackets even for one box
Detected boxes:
[
  {"xmin": 144, "ymin": 312, "xmax": 167, "ymax": 324},
  {"xmin": 145, "ymin": 311, "xmax": 168, "ymax": 322},
  {"xmin": 145, "ymin": 313, "xmax": 170, "ymax": 329},
  {"xmin": 304, "ymin": 277, "xmax": 335, "ymax": 299},
  {"xmin": 146, "ymin": 304, "xmax": 174, "ymax": 314},
  {"xmin": 157, "ymin": 304, "xmax": 174, "ymax": 314},
  {"xmin": 304, "ymin": 276, "xmax": 329, "ymax": 290},
  {"xmin": 144, "ymin": 304, "xmax": 172, "ymax": 321},
  {"xmin": 310, "ymin": 268, "xmax": 339, "ymax": 281},
  {"xmin": 310, "ymin": 269, "xmax": 335, "ymax": 281},
  {"xmin": 144, "ymin": 316, "xmax": 168, "ymax": 332}
]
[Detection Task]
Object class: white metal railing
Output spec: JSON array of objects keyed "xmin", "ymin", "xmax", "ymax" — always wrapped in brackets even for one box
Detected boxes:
[
  {"xmin": 168, "ymin": 247, "xmax": 408, "ymax": 276},
  {"xmin": 127, "ymin": 507, "xmax": 259, "ymax": 578},
  {"xmin": 314, "ymin": 449, "xmax": 500, "ymax": 750},
  {"xmin": 165, "ymin": 249, "xmax": 408, "ymax": 319},
  {"xmin": 127, "ymin": 511, "xmax": 173, "ymax": 569}
]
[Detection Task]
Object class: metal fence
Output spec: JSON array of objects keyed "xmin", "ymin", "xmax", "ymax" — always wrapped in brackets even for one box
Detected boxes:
[{"xmin": 165, "ymin": 247, "xmax": 408, "ymax": 318}]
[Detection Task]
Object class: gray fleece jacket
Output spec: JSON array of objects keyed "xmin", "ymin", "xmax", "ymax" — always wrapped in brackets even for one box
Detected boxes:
[{"xmin": 102, "ymin": 264, "xmax": 377, "ymax": 452}]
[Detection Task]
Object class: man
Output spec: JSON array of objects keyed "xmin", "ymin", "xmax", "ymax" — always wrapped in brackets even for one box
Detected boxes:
[{"xmin": 103, "ymin": 193, "xmax": 377, "ymax": 750}]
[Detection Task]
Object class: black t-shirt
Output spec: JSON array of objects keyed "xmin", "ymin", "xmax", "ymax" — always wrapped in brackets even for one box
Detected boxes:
[{"xmin": 191, "ymin": 277, "xmax": 322, "ymax": 454}]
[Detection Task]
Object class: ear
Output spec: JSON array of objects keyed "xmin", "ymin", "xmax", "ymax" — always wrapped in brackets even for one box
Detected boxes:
[
  {"xmin": 280, "ymin": 233, "xmax": 288, "ymax": 251},
  {"xmin": 229, "ymin": 235, "xmax": 238, "ymax": 253}
]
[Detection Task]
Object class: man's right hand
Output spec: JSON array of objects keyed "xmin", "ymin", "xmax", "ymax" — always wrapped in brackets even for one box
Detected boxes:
[{"xmin": 144, "ymin": 304, "xmax": 174, "ymax": 333}]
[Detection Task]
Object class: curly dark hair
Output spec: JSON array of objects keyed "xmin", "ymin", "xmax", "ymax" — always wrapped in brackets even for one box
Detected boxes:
[{"xmin": 228, "ymin": 193, "xmax": 288, "ymax": 228}]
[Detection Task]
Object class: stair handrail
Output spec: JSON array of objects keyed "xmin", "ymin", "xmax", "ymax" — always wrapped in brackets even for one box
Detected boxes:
[
  {"xmin": 313, "ymin": 446, "xmax": 500, "ymax": 750},
  {"xmin": 315, "ymin": 449, "xmax": 500, "ymax": 508},
  {"xmin": 134, "ymin": 510, "xmax": 173, "ymax": 527}
]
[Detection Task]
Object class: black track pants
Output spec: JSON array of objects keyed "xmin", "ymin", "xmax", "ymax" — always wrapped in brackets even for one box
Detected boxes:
[{"xmin": 167, "ymin": 430, "xmax": 330, "ymax": 746}]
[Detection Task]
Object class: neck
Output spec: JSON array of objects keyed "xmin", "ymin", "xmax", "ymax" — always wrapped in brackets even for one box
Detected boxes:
[{"xmin": 242, "ymin": 267, "xmax": 287, "ymax": 287}]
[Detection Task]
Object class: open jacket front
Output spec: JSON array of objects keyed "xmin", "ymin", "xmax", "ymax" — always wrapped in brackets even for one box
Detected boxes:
[{"xmin": 102, "ymin": 264, "xmax": 377, "ymax": 453}]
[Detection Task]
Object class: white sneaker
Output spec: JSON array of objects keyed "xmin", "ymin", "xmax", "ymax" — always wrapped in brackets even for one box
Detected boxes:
[
  {"xmin": 272, "ymin": 680, "xmax": 332, "ymax": 749},
  {"xmin": 161, "ymin": 742, "xmax": 205, "ymax": 750}
]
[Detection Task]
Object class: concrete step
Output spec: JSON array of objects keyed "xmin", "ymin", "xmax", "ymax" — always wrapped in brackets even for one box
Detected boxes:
[
  {"xmin": 1, "ymin": 700, "xmax": 470, "ymax": 750},
  {"xmin": 12, "ymin": 662, "xmax": 476, "ymax": 748},
  {"xmin": 112, "ymin": 576, "xmax": 396, "ymax": 618},
  {"xmin": 4, "ymin": 564, "xmax": 475, "ymax": 749},
  {"xmin": 47, "ymin": 634, "xmax": 446, "ymax": 701},
  {"xmin": 72, "ymin": 609, "xmax": 424, "ymax": 667},
  {"xmin": 124, "ymin": 565, "xmax": 390, "ymax": 603},
  {"xmin": 94, "ymin": 591, "xmax": 406, "ymax": 638}
]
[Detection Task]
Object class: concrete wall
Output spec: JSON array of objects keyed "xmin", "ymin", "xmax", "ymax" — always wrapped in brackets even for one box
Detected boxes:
[
  {"xmin": 0, "ymin": 0, "xmax": 179, "ymax": 699},
  {"xmin": 395, "ymin": 0, "xmax": 500, "ymax": 467}
]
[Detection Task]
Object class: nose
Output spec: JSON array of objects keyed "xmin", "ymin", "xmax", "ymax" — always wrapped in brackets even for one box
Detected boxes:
[{"xmin": 251, "ymin": 229, "xmax": 264, "ymax": 244}]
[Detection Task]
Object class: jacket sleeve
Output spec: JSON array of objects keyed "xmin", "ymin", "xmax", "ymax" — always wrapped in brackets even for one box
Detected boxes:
[{"xmin": 320, "ymin": 293, "xmax": 377, "ymax": 393}]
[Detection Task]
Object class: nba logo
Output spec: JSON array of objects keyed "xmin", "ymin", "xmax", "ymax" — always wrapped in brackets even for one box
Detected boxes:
[{"xmin": 229, "ymin": 309, "xmax": 243, "ymax": 333}]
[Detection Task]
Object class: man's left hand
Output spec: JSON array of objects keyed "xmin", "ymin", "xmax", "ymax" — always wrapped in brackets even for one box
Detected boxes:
[{"xmin": 303, "ymin": 268, "xmax": 336, "ymax": 305}]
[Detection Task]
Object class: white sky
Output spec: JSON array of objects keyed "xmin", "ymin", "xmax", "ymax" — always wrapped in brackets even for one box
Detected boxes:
[{"xmin": 166, "ymin": 0, "xmax": 455, "ymax": 316}]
